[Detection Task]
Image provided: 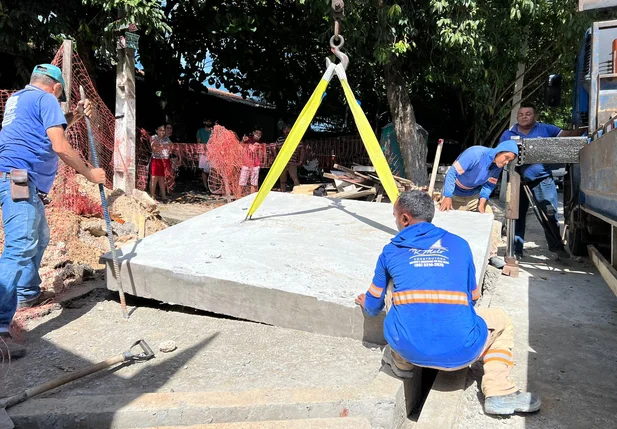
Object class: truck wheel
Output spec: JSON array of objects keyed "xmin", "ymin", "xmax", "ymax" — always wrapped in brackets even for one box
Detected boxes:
[{"xmin": 567, "ymin": 208, "xmax": 585, "ymax": 256}]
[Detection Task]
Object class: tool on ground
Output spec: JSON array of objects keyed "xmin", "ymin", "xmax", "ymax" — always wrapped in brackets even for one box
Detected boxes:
[
  {"xmin": 80, "ymin": 86, "xmax": 129, "ymax": 319},
  {"xmin": 0, "ymin": 340, "xmax": 154, "ymax": 428},
  {"xmin": 428, "ymin": 139, "xmax": 444, "ymax": 196},
  {"xmin": 246, "ymin": 8, "xmax": 399, "ymax": 219}
]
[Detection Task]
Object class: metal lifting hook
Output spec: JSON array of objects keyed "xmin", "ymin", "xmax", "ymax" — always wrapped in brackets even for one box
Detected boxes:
[{"xmin": 328, "ymin": 35, "xmax": 349, "ymax": 70}]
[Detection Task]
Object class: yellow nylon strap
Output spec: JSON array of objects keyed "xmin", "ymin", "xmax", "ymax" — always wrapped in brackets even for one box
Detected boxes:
[
  {"xmin": 247, "ymin": 78, "xmax": 330, "ymax": 218},
  {"xmin": 339, "ymin": 78, "xmax": 400, "ymax": 203}
]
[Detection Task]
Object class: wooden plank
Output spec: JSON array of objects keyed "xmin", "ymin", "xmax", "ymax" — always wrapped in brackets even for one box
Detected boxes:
[
  {"xmin": 138, "ymin": 214, "xmax": 146, "ymax": 239},
  {"xmin": 393, "ymin": 174, "xmax": 413, "ymax": 185},
  {"xmin": 324, "ymin": 173, "xmax": 373, "ymax": 189},
  {"xmin": 333, "ymin": 164, "xmax": 375, "ymax": 182},
  {"xmin": 328, "ymin": 188, "xmax": 377, "ymax": 200},
  {"xmin": 290, "ymin": 184, "xmax": 327, "ymax": 196},
  {"xmin": 352, "ymin": 165, "xmax": 376, "ymax": 173},
  {"xmin": 588, "ymin": 245, "xmax": 617, "ymax": 297}
]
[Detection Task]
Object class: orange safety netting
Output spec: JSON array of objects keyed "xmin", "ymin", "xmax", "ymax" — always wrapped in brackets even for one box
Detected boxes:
[
  {"xmin": 164, "ymin": 126, "xmax": 401, "ymax": 200},
  {"xmin": 2, "ymin": 45, "xmax": 402, "ymax": 209}
]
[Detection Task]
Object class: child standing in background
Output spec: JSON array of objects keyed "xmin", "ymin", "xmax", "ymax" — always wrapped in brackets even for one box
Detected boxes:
[
  {"xmin": 150, "ymin": 124, "xmax": 172, "ymax": 201},
  {"xmin": 240, "ymin": 128, "xmax": 263, "ymax": 194}
]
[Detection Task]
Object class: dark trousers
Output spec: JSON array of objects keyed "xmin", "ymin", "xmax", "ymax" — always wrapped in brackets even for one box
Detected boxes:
[{"xmin": 515, "ymin": 176, "xmax": 562, "ymax": 254}]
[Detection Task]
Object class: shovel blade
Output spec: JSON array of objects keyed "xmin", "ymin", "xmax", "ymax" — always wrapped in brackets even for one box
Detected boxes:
[{"xmin": 0, "ymin": 408, "xmax": 14, "ymax": 429}]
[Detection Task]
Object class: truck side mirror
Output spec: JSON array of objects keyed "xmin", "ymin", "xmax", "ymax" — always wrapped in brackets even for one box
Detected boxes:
[{"xmin": 545, "ymin": 74, "xmax": 562, "ymax": 108}]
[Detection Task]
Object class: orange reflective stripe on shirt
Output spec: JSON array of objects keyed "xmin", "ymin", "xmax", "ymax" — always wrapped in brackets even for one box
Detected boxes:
[
  {"xmin": 453, "ymin": 161, "xmax": 465, "ymax": 174},
  {"xmin": 368, "ymin": 283, "xmax": 383, "ymax": 298},
  {"xmin": 455, "ymin": 179, "xmax": 474, "ymax": 190},
  {"xmin": 488, "ymin": 177, "xmax": 498, "ymax": 184},
  {"xmin": 392, "ymin": 290, "xmax": 469, "ymax": 306},
  {"xmin": 472, "ymin": 285, "xmax": 481, "ymax": 300}
]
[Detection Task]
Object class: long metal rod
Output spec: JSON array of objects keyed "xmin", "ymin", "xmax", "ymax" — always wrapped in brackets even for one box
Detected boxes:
[
  {"xmin": 522, "ymin": 183, "xmax": 563, "ymax": 245},
  {"xmin": 80, "ymin": 86, "xmax": 129, "ymax": 319}
]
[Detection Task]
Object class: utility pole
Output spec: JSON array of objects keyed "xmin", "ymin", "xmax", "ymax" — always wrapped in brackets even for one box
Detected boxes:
[{"xmin": 113, "ymin": 18, "xmax": 138, "ymax": 193}]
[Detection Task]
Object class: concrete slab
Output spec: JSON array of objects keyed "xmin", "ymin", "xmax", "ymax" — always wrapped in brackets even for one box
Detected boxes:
[{"xmin": 104, "ymin": 193, "xmax": 492, "ymax": 343}]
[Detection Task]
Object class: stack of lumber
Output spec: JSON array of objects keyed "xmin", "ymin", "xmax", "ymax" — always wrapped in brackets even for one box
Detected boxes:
[{"xmin": 291, "ymin": 164, "xmax": 423, "ymax": 202}]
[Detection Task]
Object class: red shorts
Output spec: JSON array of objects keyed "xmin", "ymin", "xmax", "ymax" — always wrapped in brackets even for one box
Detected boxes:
[{"xmin": 150, "ymin": 158, "xmax": 170, "ymax": 177}]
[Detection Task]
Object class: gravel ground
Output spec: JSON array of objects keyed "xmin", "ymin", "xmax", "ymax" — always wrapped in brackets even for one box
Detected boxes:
[
  {"xmin": 454, "ymin": 201, "xmax": 617, "ymax": 429},
  {"xmin": 2, "ymin": 288, "xmax": 384, "ymax": 398}
]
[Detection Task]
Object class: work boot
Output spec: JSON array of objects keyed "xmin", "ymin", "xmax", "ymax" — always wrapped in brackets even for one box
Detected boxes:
[
  {"xmin": 17, "ymin": 291, "xmax": 53, "ymax": 309},
  {"xmin": 0, "ymin": 332, "xmax": 26, "ymax": 360},
  {"xmin": 489, "ymin": 256, "xmax": 506, "ymax": 269},
  {"xmin": 484, "ymin": 391, "xmax": 541, "ymax": 415},
  {"xmin": 552, "ymin": 248, "xmax": 571, "ymax": 262},
  {"xmin": 381, "ymin": 345, "xmax": 414, "ymax": 379}
]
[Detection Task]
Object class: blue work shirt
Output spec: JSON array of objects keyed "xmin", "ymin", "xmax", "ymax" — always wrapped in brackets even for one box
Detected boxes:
[
  {"xmin": 0, "ymin": 85, "xmax": 67, "ymax": 193},
  {"xmin": 499, "ymin": 122, "xmax": 561, "ymax": 182},
  {"xmin": 364, "ymin": 222, "xmax": 487, "ymax": 369},
  {"xmin": 443, "ymin": 140, "xmax": 519, "ymax": 200}
]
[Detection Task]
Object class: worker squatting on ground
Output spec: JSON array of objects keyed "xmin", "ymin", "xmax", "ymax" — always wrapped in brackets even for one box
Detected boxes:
[
  {"xmin": 499, "ymin": 104, "xmax": 583, "ymax": 260},
  {"xmin": 356, "ymin": 190, "xmax": 540, "ymax": 416},
  {"xmin": 0, "ymin": 64, "xmax": 106, "ymax": 358},
  {"xmin": 439, "ymin": 140, "xmax": 519, "ymax": 269}
]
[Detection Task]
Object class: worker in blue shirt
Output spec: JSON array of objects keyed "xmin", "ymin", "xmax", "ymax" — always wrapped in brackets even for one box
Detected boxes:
[
  {"xmin": 356, "ymin": 190, "xmax": 540, "ymax": 416},
  {"xmin": 0, "ymin": 64, "xmax": 106, "ymax": 358},
  {"xmin": 440, "ymin": 140, "xmax": 519, "ymax": 269},
  {"xmin": 499, "ymin": 104, "xmax": 582, "ymax": 259}
]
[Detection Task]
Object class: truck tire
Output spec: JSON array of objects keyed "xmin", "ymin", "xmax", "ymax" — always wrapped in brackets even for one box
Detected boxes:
[{"xmin": 567, "ymin": 208, "xmax": 585, "ymax": 256}]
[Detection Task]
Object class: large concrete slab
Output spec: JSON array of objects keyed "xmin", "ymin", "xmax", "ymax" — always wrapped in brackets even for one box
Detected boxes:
[{"xmin": 105, "ymin": 193, "xmax": 492, "ymax": 343}]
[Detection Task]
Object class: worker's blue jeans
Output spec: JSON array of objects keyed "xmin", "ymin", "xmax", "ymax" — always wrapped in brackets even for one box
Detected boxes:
[
  {"xmin": 515, "ymin": 176, "xmax": 562, "ymax": 255},
  {"xmin": 0, "ymin": 178, "xmax": 50, "ymax": 332}
]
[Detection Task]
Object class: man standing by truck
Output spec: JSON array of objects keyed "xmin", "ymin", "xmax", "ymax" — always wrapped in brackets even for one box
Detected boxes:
[
  {"xmin": 499, "ymin": 104, "xmax": 581, "ymax": 259},
  {"xmin": 0, "ymin": 64, "xmax": 106, "ymax": 358}
]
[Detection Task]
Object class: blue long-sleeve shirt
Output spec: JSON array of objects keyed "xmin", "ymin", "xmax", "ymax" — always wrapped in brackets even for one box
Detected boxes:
[
  {"xmin": 443, "ymin": 140, "xmax": 519, "ymax": 200},
  {"xmin": 499, "ymin": 122, "xmax": 561, "ymax": 182},
  {"xmin": 364, "ymin": 222, "xmax": 486, "ymax": 369}
]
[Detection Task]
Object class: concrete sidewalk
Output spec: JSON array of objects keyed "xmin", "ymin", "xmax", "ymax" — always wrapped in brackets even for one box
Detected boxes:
[{"xmin": 452, "ymin": 205, "xmax": 617, "ymax": 428}]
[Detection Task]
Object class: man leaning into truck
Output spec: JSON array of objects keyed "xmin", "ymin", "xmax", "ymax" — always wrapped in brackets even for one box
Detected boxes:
[
  {"xmin": 356, "ymin": 190, "xmax": 540, "ymax": 416},
  {"xmin": 0, "ymin": 64, "xmax": 106, "ymax": 359},
  {"xmin": 499, "ymin": 103, "xmax": 583, "ymax": 260}
]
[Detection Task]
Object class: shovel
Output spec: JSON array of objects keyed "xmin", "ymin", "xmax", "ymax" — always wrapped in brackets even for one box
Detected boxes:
[{"xmin": 0, "ymin": 339, "xmax": 155, "ymax": 428}]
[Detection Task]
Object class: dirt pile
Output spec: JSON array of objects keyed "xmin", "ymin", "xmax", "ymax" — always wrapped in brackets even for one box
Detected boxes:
[{"xmin": 0, "ymin": 177, "xmax": 170, "ymax": 300}]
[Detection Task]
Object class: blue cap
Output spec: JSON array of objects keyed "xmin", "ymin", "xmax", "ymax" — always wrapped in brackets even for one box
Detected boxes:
[{"xmin": 32, "ymin": 64, "xmax": 67, "ymax": 102}]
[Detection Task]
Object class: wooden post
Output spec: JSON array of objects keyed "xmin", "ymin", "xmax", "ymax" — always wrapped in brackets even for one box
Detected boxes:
[
  {"xmin": 427, "ymin": 138, "xmax": 444, "ymax": 196},
  {"xmin": 60, "ymin": 40, "xmax": 73, "ymax": 114},
  {"xmin": 500, "ymin": 62, "xmax": 526, "ymax": 202},
  {"xmin": 113, "ymin": 30, "xmax": 137, "ymax": 193}
]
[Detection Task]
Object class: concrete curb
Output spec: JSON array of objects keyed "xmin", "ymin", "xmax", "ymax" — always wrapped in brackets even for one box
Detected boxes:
[
  {"xmin": 124, "ymin": 417, "xmax": 372, "ymax": 429},
  {"xmin": 8, "ymin": 372, "xmax": 417, "ymax": 429},
  {"xmin": 414, "ymin": 268, "xmax": 500, "ymax": 428}
]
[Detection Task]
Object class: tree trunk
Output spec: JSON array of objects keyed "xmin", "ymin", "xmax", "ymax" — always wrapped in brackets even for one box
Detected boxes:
[{"xmin": 384, "ymin": 59, "xmax": 428, "ymax": 186}]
